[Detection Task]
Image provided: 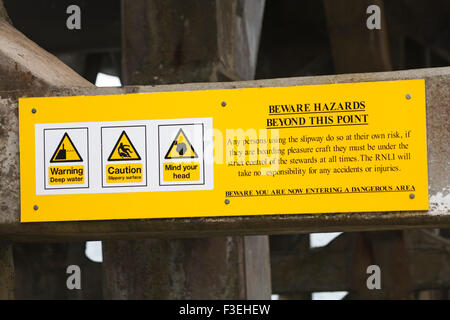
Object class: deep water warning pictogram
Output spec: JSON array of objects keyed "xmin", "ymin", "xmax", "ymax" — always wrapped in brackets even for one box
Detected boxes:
[
  {"xmin": 108, "ymin": 130, "xmax": 141, "ymax": 161},
  {"xmin": 164, "ymin": 129, "xmax": 198, "ymax": 159},
  {"xmin": 50, "ymin": 132, "xmax": 83, "ymax": 163}
]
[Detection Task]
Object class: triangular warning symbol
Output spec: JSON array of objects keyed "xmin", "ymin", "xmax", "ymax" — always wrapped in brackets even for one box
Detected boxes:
[
  {"xmin": 50, "ymin": 133, "xmax": 83, "ymax": 163},
  {"xmin": 108, "ymin": 131, "xmax": 141, "ymax": 161},
  {"xmin": 164, "ymin": 129, "xmax": 198, "ymax": 159}
]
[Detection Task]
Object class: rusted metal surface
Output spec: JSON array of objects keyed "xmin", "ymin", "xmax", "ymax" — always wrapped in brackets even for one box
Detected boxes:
[
  {"xmin": 4, "ymin": 0, "xmax": 121, "ymax": 54},
  {"xmin": 0, "ymin": 16, "xmax": 95, "ymax": 299},
  {"xmin": 349, "ymin": 231, "xmax": 413, "ymax": 299},
  {"xmin": 0, "ymin": 18, "xmax": 92, "ymax": 229},
  {"xmin": 13, "ymin": 243, "xmax": 102, "ymax": 299},
  {"xmin": 104, "ymin": 236, "xmax": 271, "ymax": 299},
  {"xmin": 102, "ymin": 0, "xmax": 270, "ymax": 300},
  {"xmin": 0, "ymin": 0, "xmax": 11, "ymax": 23},
  {"xmin": 104, "ymin": 237, "xmax": 245, "ymax": 299},
  {"xmin": 271, "ymin": 230, "xmax": 450, "ymax": 296},
  {"xmin": 1, "ymin": 65, "xmax": 449, "ymax": 240},
  {"xmin": 324, "ymin": 0, "xmax": 392, "ymax": 73},
  {"xmin": 0, "ymin": 20, "xmax": 91, "ymax": 92},
  {"xmin": 103, "ymin": 235, "xmax": 271, "ymax": 299},
  {"xmin": 324, "ymin": 4, "xmax": 412, "ymax": 299},
  {"xmin": 270, "ymin": 234, "xmax": 311, "ymax": 300},
  {"xmin": 121, "ymin": 0, "xmax": 265, "ymax": 85},
  {"xmin": 0, "ymin": 1, "xmax": 11, "ymax": 25},
  {"xmin": 242, "ymin": 235, "xmax": 272, "ymax": 299},
  {"xmin": 0, "ymin": 242, "xmax": 14, "ymax": 299}
]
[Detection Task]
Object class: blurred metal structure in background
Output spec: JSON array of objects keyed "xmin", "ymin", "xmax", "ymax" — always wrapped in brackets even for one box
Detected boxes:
[{"xmin": 0, "ymin": 0, "xmax": 449, "ymax": 299}]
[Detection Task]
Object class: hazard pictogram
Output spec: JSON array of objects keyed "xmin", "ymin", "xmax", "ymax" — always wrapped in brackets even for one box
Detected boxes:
[
  {"xmin": 108, "ymin": 130, "xmax": 141, "ymax": 161},
  {"xmin": 50, "ymin": 132, "xmax": 83, "ymax": 163},
  {"xmin": 164, "ymin": 129, "xmax": 198, "ymax": 159}
]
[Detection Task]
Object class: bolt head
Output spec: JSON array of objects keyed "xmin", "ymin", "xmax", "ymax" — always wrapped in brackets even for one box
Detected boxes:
[
  {"xmin": 31, "ymin": 108, "xmax": 37, "ymax": 113},
  {"xmin": 409, "ymin": 193, "xmax": 415, "ymax": 199},
  {"xmin": 224, "ymin": 199, "xmax": 230, "ymax": 205},
  {"xmin": 406, "ymin": 94, "xmax": 411, "ymax": 100},
  {"xmin": 33, "ymin": 205, "xmax": 39, "ymax": 210},
  {"xmin": 221, "ymin": 101, "xmax": 227, "ymax": 107}
]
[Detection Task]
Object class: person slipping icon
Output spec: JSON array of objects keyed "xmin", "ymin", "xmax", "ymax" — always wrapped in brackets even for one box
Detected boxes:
[{"xmin": 118, "ymin": 142, "xmax": 133, "ymax": 158}]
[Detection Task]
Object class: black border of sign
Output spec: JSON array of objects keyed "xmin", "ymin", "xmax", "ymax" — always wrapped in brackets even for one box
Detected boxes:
[
  {"xmin": 44, "ymin": 127, "xmax": 89, "ymax": 190},
  {"xmin": 158, "ymin": 123, "xmax": 205, "ymax": 186},
  {"xmin": 101, "ymin": 125, "xmax": 148, "ymax": 188}
]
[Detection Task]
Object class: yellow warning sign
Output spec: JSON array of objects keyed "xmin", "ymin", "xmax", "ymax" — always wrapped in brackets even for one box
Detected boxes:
[
  {"xmin": 48, "ymin": 165, "xmax": 84, "ymax": 185},
  {"xmin": 50, "ymin": 133, "xmax": 83, "ymax": 163},
  {"xmin": 106, "ymin": 163, "xmax": 143, "ymax": 183},
  {"xmin": 163, "ymin": 162, "xmax": 200, "ymax": 182},
  {"xmin": 19, "ymin": 79, "xmax": 429, "ymax": 223},
  {"xmin": 108, "ymin": 131, "xmax": 141, "ymax": 161},
  {"xmin": 165, "ymin": 129, "xmax": 198, "ymax": 159}
]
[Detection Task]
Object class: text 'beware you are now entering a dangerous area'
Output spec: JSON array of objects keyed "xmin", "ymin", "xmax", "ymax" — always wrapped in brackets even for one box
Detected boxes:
[{"xmin": 18, "ymin": 79, "xmax": 428, "ymax": 222}]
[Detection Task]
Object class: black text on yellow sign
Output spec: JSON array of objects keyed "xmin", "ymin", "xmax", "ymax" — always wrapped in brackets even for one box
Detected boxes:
[
  {"xmin": 48, "ymin": 165, "xmax": 84, "ymax": 185},
  {"xmin": 163, "ymin": 162, "xmax": 200, "ymax": 182},
  {"xmin": 106, "ymin": 163, "xmax": 143, "ymax": 183}
]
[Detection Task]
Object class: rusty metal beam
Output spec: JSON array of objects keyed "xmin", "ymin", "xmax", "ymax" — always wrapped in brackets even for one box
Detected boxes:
[
  {"xmin": 3, "ymin": 0, "xmax": 121, "ymax": 54},
  {"xmin": 0, "ymin": 16, "xmax": 94, "ymax": 299},
  {"xmin": 0, "ymin": 242, "xmax": 14, "ymax": 299},
  {"xmin": 13, "ymin": 243, "xmax": 102, "ymax": 299},
  {"xmin": 120, "ymin": 0, "xmax": 264, "ymax": 85},
  {"xmin": 349, "ymin": 231, "xmax": 413, "ymax": 299},
  {"xmin": 102, "ymin": 0, "xmax": 270, "ymax": 300},
  {"xmin": 0, "ymin": 8, "xmax": 14, "ymax": 300},
  {"xmin": 324, "ymin": 0, "xmax": 392, "ymax": 73},
  {"xmin": 103, "ymin": 236, "xmax": 270, "ymax": 299},
  {"xmin": 271, "ymin": 230, "xmax": 450, "ymax": 295},
  {"xmin": 324, "ymin": 1, "xmax": 414, "ymax": 300},
  {"xmin": 0, "ymin": 67, "xmax": 449, "ymax": 241},
  {"xmin": 0, "ymin": 1, "xmax": 10, "ymax": 24}
]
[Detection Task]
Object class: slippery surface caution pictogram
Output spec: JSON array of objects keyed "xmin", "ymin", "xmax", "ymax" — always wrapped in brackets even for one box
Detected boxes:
[
  {"xmin": 50, "ymin": 132, "xmax": 83, "ymax": 163},
  {"xmin": 164, "ymin": 129, "xmax": 198, "ymax": 159},
  {"xmin": 108, "ymin": 130, "xmax": 141, "ymax": 161},
  {"xmin": 101, "ymin": 126, "xmax": 147, "ymax": 188}
]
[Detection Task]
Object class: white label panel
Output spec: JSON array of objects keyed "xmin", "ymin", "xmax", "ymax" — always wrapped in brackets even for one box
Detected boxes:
[{"xmin": 35, "ymin": 118, "xmax": 214, "ymax": 195}]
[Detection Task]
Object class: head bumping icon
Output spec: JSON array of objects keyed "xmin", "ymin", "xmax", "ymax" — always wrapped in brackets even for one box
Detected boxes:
[{"xmin": 165, "ymin": 129, "xmax": 198, "ymax": 159}]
